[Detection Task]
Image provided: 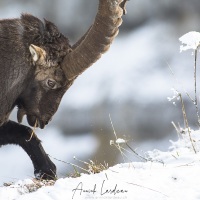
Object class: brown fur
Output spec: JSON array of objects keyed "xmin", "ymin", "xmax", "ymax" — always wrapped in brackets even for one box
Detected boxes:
[{"xmin": 0, "ymin": 0, "xmax": 127, "ymax": 179}]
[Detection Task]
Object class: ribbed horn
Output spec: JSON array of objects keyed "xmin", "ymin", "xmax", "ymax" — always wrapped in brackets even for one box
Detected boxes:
[{"xmin": 61, "ymin": 0, "xmax": 127, "ymax": 80}]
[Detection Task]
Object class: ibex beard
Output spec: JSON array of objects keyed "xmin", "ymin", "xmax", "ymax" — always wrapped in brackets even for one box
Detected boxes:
[{"xmin": 0, "ymin": 0, "xmax": 127, "ymax": 180}]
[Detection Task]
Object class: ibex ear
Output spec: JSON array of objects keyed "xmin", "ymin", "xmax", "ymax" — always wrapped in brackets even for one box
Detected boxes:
[{"xmin": 29, "ymin": 44, "xmax": 46, "ymax": 62}]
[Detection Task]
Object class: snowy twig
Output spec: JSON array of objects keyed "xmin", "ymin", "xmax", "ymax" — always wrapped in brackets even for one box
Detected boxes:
[
  {"xmin": 179, "ymin": 93, "xmax": 197, "ymax": 153},
  {"xmin": 109, "ymin": 114, "xmax": 149, "ymax": 162},
  {"xmin": 49, "ymin": 155, "xmax": 108, "ymax": 176},
  {"xmin": 167, "ymin": 63, "xmax": 194, "ymax": 103},
  {"xmin": 48, "ymin": 154, "xmax": 90, "ymax": 174},
  {"xmin": 193, "ymin": 48, "xmax": 200, "ymax": 126},
  {"xmin": 171, "ymin": 121, "xmax": 182, "ymax": 139},
  {"xmin": 175, "ymin": 161, "xmax": 195, "ymax": 168},
  {"xmin": 109, "ymin": 114, "xmax": 127, "ymax": 160},
  {"xmin": 125, "ymin": 143, "xmax": 148, "ymax": 161},
  {"xmin": 179, "ymin": 31, "xmax": 200, "ymax": 126},
  {"xmin": 126, "ymin": 182, "xmax": 169, "ymax": 198},
  {"xmin": 109, "ymin": 114, "xmax": 127, "ymax": 162}
]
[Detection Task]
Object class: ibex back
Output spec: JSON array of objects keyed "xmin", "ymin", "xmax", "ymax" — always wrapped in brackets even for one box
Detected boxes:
[{"xmin": 0, "ymin": 0, "xmax": 127, "ymax": 179}]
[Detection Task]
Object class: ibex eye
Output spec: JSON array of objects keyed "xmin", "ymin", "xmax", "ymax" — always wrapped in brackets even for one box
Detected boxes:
[{"xmin": 47, "ymin": 80, "xmax": 56, "ymax": 89}]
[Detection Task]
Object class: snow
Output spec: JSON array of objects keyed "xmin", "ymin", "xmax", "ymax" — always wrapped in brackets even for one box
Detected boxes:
[
  {"xmin": 179, "ymin": 31, "xmax": 200, "ymax": 51},
  {"xmin": 115, "ymin": 138, "xmax": 126, "ymax": 144},
  {"xmin": 1, "ymin": 129, "xmax": 200, "ymax": 200}
]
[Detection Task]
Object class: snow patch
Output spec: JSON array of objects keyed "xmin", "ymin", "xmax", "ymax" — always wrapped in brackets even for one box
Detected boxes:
[
  {"xmin": 1, "ymin": 130, "xmax": 200, "ymax": 200},
  {"xmin": 179, "ymin": 31, "xmax": 200, "ymax": 51}
]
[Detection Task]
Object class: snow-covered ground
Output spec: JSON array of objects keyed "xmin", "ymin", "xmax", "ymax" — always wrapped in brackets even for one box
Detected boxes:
[
  {"xmin": 1, "ymin": 129, "xmax": 200, "ymax": 200},
  {"xmin": 0, "ymin": 3, "xmax": 200, "ymax": 199}
]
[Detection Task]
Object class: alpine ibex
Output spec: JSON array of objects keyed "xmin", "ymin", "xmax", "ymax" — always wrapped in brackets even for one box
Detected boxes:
[{"xmin": 0, "ymin": 0, "xmax": 127, "ymax": 179}]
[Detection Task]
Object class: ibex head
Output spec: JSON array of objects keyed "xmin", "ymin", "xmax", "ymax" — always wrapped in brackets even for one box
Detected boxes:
[{"xmin": 17, "ymin": 0, "xmax": 127, "ymax": 129}]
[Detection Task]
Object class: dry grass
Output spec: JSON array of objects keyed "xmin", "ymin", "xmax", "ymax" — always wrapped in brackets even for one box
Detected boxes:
[
  {"xmin": 3, "ymin": 179, "xmax": 55, "ymax": 193},
  {"xmin": 67, "ymin": 157, "xmax": 109, "ymax": 178}
]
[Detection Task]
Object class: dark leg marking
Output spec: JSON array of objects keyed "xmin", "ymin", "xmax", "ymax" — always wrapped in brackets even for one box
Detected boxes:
[{"xmin": 0, "ymin": 120, "xmax": 56, "ymax": 179}]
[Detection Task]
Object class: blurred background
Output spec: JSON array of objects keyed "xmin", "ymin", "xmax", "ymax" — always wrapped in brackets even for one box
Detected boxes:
[{"xmin": 0, "ymin": 0, "xmax": 200, "ymax": 184}]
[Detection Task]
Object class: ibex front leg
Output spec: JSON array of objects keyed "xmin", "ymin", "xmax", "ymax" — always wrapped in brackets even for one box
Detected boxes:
[{"xmin": 0, "ymin": 120, "xmax": 56, "ymax": 180}]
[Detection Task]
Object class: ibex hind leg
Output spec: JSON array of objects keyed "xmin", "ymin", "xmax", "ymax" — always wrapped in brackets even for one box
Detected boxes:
[{"xmin": 0, "ymin": 120, "xmax": 56, "ymax": 180}]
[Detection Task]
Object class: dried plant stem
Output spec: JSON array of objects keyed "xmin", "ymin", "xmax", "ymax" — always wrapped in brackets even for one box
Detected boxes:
[
  {"xmin": 26, "ymin": 120, "xmax": 38, "ymax": 142},
  {"xmin": 125, "ymin": 143, "xmax": 148, "ymax": 162},
  {"xmin": 194, "ymin": 48, "xmax": 200, "ymax": 126},
  {"xmin": 109, "ymin": 114, "xmax": 148, "ymax": 163},
  {"xmin": 49, "ymin": 155, "xmax": 89, "ymax": 173},
  {"xmin": 171, "ymin": 121, "xmax": 180, "ymax": 137},
  {"xmin": 167, "ymin": 61, "xmax": 194, "ymax": 102},
  {"xmin": 127, "ymin": 182, "xmax": 168, "ymax": 198},
  {"xmin": 179, "ymin": 93, "xmax": 197, "ymax": 153},
  {"xmin": 112, "ymin": 143, "xmax": 133, "ymax": 163},
  {"xmin": 109, "ymin": 114, "xmax": 126, "ymax": 162}
]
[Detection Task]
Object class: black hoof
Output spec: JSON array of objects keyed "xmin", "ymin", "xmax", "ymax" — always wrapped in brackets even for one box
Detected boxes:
[{"xmin": 34, "ymin": 162, "xmax": 57, "ymax": 180}]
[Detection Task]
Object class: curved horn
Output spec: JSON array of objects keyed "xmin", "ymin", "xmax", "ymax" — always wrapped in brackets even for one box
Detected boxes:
[{"xmin": 61, "ymin": 0, "xmax": 128, "ymax": 80}]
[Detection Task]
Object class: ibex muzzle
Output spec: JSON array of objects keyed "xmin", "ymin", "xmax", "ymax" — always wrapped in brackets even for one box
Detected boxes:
[{"xmin": 0, "ymin": 0, "xmax": 127, "ymax": 179}]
